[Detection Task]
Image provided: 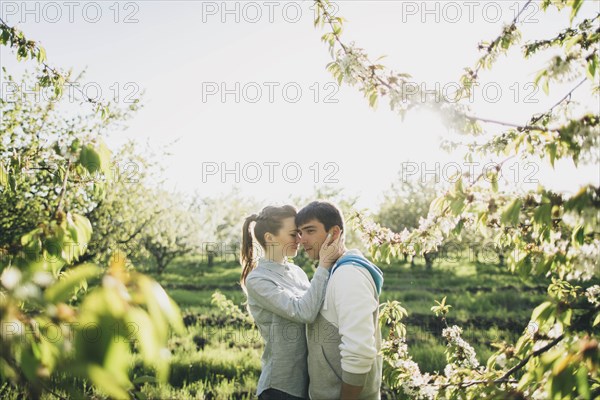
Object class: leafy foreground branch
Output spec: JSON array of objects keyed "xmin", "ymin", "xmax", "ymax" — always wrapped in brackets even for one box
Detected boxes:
[
  {"xmin": 313, "ymin": 0, "xmax": 599, "ymax": 398},
  {"xmin": 379, "ymin": 295, "xmax": 597, "ymax": 399},
  {"xmin": 1, "ymin": 19, "xmax": 184, "ymax": 399}
]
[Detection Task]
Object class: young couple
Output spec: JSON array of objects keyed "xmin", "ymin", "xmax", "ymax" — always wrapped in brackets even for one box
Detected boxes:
[{"xmin": 240, "ymin": 201, "xmax": 384, "ymax": 400}]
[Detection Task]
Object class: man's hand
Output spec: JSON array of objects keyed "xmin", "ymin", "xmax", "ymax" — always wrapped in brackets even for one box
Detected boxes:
[{"xmin": 340, "ymin": 382, "xmax": 362, "ymax": 400}]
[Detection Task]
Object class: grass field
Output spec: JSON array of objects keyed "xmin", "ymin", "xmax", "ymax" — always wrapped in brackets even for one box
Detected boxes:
[
  {"xmin": 0, "ymin": 254, "xmax": 555, "ymax": 399},
  {"xmin": 128, "ymin": 254, "xmax": 552, "ymax": 399}
]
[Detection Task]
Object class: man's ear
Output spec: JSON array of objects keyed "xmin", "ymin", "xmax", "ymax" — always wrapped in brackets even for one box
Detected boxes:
[{"xmin": 329, "ymin": 225, "xmax": 342, "ymax": 240}]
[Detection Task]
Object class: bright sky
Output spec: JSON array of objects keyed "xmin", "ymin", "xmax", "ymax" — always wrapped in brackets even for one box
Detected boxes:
[{"xmin": 1, "ymin": 0, "xmax": 599, "ymax": 211}]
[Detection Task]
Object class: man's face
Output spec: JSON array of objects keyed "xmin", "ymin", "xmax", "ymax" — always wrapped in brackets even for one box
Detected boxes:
[{"xmin": 298, "ymin": 219, "xmax": 329, "ymax": 260}]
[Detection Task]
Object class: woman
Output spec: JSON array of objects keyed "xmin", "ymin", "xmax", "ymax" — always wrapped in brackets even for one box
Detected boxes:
[{"xmin": 240, "ymin": 205, "xmax": 342, "ymax": 400}]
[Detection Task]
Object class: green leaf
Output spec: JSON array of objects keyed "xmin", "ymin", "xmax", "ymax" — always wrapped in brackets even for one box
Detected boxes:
[
  {"xmin": 449, "ymin": 196, "xmax": 465, "ymax": 215},
  {"xmin": 138, "ymin": 276, "xmax": 185, "ymax": 337},
  {"xmin": 368, "ymin": 91, "xmax": 378, "ymax": 108},
  {"xmin": 452, "ymin": 178, "xmax": 464, "ymax": 196},
  {"xmin": 104, "ymin": 339, "xmax": 132, "ymax": 382},
  {"xmin": 79, "ymin": 145, "xmax": 102, "ymax": 174},
  {"xmin": 531, "ymin": 301, "xmax": 553, "ymax": 323},
  {"xmin": 8, "ymin": 173, "xmax": 17, "ymax": 191},
  {"xmin": 71, "ymin": 213, "xmax": 93, "ymax": 244},
  {"xmin": 134, "ymin": 392, "xmax": 148, "ymax": 400},
  {"xmin": 380, "ymin": 243, "xmax": 391, "ymax": 265},
  {"xmin": 542, "ymin": 78, "xmax": 550, "ymax": 96},
  {"xmin": 500, "ymin": 198, "xmax": 522, "ymax": 226},
  {"xmin": 96, "ymin": 140, "xmax": 112, "ymax": 178},
  {"xmin": 20, "ymin": 344, "xmax": 40, "ymax": 382},
  {"xmin": 451, "ymin": 218, "xmax": 464, "ymax": 235},
  {"xmin": 515, "ymin": 334, "xmax": 533, "ymax": 355},
  {"xmin": 46, "ymin": 251, "xmax": 66, "ymax": 277},
  {"xmin": 133, "ymin": 375, "xmax": 157, "ymax": 385},
  {"xmin": 547, "ymin": 143, "xmax": 557, "ymax": 167},
  {"xmin": 534, "ymin": 69, "xmax": 546, "ymax": 87},
  {"xmin": 490, "ymin": 172, "xmax": 498, "ymax": 192},
  {"xmin": 44, "ymin": 263, "xmax": 101, "ymax": 303},
  {"xmin": 66, "ymin": 214, "xmax": 91, "ymax": 261},
  {"xmin": 0, "ymin": 29, "xmax": 10, "ymax": 45},
  {"xmin": 36, "ymin": 46, "xmax": 46, "ymax": 63},
  {"xmin": 587, "ymin": 53, "xmax": 598, "ymax": 81},
  {"xmin": 541, "ymin": 347, "xmax": 563, "ymax": 366},
  {"xmin": 575, "ymin": 366, "xmax": 591, "ymax": 398},
  {"xmin": 127, "ymin": 308, "xmax": 160, "ymax": 363},
  {"xmin": 570, "ymin": 0, "xmax": 583, "ymax": 24},
  {"xmin": 87, "ymin": 364, "xmax": 132, "ymax": 400},
  {"xmin": 0, "ymin": 162, "xmax": 8, "ymax": 187},
  {"xmin": 21, "ymin": 228, "xmax": 43, "ymax": 257},
  {"xmin": 44, "ymin": 234, "xmax": 65, "ymax": 260},
  {"xmin": 66, "ymin": 221, "xmax": 79, "ymax": 243},
  {"xmin": 571, "ymin": 224, "xmax": 584, "ymax": 246},
  {"xmin": 314, "ymin": 15, "xmax": 321, "ymax": 28},
  {"xmin": 533, "ymin": 202, "xmax": 552, "ymax": 226}
]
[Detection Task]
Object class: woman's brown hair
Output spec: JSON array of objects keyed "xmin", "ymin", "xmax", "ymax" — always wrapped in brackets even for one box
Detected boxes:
[{"xmin": 240, "ymin": 205, "xmax": 297, "ymax": 289}]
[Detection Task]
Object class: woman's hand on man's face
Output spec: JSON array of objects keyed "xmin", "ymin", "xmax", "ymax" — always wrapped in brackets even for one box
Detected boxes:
[{"xmin": 319, "ymin": 232, "xmax": 345, "ymax": 269}]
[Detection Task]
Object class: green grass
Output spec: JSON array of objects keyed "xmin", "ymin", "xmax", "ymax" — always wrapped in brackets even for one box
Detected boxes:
[
  {"xmin": 3, "ymin": 257, "xmax": 548, "ymax": 400},
  {"xmin": 126, "ymin": 254, "xmax": 558, "ymax": 398},
  {"xmin": 0, "ymin": 255, "xmax": 557, "ymax": 399}
]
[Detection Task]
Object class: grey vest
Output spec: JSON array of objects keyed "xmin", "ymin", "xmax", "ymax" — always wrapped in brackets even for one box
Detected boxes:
[{"xmin": 306, "ymin": 304, "xmax": 382, "ymax": 399}]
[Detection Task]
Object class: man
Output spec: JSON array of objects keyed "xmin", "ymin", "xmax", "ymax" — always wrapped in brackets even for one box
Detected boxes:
[{"xmin": 296, "ymin": 201, "xmax": 383, "ymax": 400}]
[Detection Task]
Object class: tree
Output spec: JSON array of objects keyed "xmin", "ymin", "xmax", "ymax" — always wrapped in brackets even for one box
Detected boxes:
[
  {"xmin": 82, "ymin": 141, "xmax": 163, "ymax": 265},
  {"xmin": 0, "ymin": 20, "xmax": 184, "ymax": 399},
  {"xmin": 141, "ymin": 190, "xmax": 200, "ymax": 274},
  {"xmin": 194, "ymin": 187, "xmax": 260, "ymax": 266},
  {"xmin": 376, "ymin": 177, "xmax": 441, "ymax": 268},
  {"xmin": 314, "ymin": 0, "xmax": 599, "ymax": 398},
  {"xmin": 0, "ymin": 68, "xmax": 124, "ymax": 251}
]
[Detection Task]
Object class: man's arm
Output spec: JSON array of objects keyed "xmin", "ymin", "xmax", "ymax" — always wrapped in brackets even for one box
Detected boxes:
[{"xmin": 332, "ymin": 266, "xmax": 379, "ymax": 398}]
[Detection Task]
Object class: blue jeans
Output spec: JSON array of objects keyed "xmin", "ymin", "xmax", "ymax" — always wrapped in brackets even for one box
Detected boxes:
[{"xmin": 258, "ymin": 388, "xmax": 305, "ymax": 400}]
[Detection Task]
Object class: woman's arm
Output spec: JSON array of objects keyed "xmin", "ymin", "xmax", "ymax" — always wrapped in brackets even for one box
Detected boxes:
[{"xmin": 246, "ymin": 266, "xmax": 329, "ymax": 324}]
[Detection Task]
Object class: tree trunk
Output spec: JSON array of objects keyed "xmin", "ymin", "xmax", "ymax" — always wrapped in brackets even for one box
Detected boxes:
[
  {"xmin": 498, "ymin": 252, "xmax": 505, "ymax": 267},
  {"xmin": 424, "ymin": 252, "xmax": 435, "ymax": 270},
  {"xmin": 157, "ymin": 257, "xmax": 166, "ymax": 275}
]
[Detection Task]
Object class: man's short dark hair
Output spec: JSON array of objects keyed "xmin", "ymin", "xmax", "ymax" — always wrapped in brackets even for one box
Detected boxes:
[{"xmin": 296, "ymin": 201, "xmax": 344, "ymax": 232}]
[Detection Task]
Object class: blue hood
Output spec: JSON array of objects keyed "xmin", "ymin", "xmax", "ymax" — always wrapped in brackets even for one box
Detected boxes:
[{"xmin": 330, "ymin": 251, "xmax": 384, "ymax": 295}]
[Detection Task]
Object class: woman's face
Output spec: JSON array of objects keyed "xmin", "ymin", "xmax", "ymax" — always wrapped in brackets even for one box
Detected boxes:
[{"xmin": 268, "ymin": 216, "xmax": 300, "ymax": 259}]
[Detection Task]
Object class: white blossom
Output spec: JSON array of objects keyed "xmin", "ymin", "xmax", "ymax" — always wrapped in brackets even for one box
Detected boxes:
[
  {"xmin": 566, "ymin": 240, "xmax": 600, "ymax": 281},
  {"xmin": 585, "ymin": 285, "xmax": 600, "ymax": 306},
  {"xmin": 532, "ymin": 339, "xmax": 550, "ymax": 352},
  {"xmin": 1, "ymin": 267, "xmax": 21, "ymax": 290},
  {"xmin": 32, "ymin": 271, "xmax": 54, "ymax": 287},
  {"xmin": 442, "ymin": 325, "xmax": 480, "ymax": 368},
  {"xmin": 547, "ymin": 323, "xmax": 563, "ymax": 339},
  {"xmin": 444, "ymin": 364, "xmax": 457, "ymax": 378},
  {"xmin": 14, "ymin": 282, "xmax": 41, "ymax": 300},
  {"xmin": 495, "ymin": 353, "xmax": 507, "ymax": 368}
]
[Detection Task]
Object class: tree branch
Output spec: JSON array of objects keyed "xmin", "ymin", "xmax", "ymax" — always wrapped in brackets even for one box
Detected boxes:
[
  {"xmin": 497, "ymin": 334, "xmax": 564, "ymax": 383},
  {"xmin": 54, "ymin": 159, "xmax": 71, "ymax": 218}
]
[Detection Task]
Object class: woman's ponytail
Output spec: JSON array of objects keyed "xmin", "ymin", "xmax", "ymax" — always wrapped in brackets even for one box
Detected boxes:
[
  {"xmin": 240, "ymin": 205, "xmax": 296, "ymax": 291},
  {"xmin": 240, "ymin": 214, "xmax": 258, "ymax": 290}
]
